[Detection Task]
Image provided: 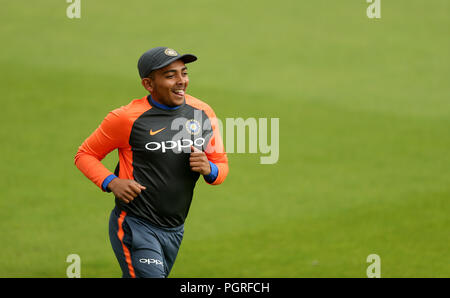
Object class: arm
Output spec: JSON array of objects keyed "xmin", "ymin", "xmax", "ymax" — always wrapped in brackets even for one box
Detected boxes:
[
  {"xmin": 74, "ymin": 108, "xmax": 146, "ymax": 202},
  {"xmin": 189, "ymin": 109, "xmax": 228, "ymax": 185},
  {"xmin": 204, "ymin": 108, "xmax": 228, "ymax": 185},
  {"xmin": 74, "ymin": 108, "xmax": 128, "ymax": 190}
]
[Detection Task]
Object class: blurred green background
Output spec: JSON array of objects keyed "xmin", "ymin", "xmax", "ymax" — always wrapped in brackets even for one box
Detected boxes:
[{"xmin": 0, "ymin": 0, "xmax": 448, "ymax": 277}]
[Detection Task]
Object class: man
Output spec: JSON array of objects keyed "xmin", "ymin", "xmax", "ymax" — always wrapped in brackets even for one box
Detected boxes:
[{"xmin": 74, "ymin": 47, "xmax": 229, "ymax": 278}]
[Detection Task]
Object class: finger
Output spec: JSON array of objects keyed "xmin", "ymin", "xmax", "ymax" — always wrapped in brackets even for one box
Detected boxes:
[
  {"xmin": 190, "ymin": 161, "xmax": 206, "ymax": 167},
  {"xmin": 133, "ymin": 181, "xmax": 146, "ymax": 190},
  {"xmin": 189, "ymin": 155, "xmax": 207, "ymax": 161},
  {"xmin": 123, "ymin": 190, "xmax": 135, "ymax": 200},
  {"xmin": 189, "ymin": 154, "xmax": 205, "ymax": 160},
  {"xmin": 119, "ymin": 195, "xmax": 130, "ymax": 204},
  {"xmin": 191, "ymin": 167, "xmax": 202, "ymax": 172},
  {"xmin": 124, "ymin": 188, "xmax": 139, "ymax": 198},
  {"xmin": 190, "ymin": 148, "xmax": 203, "ymax": 153},
  {"xmin": 189, "ymin": 158, "xmax": 206, "ymax": 164},
  {"xmin": 129, "ymin": 183, "xmax": 143, "ymax": 195}
]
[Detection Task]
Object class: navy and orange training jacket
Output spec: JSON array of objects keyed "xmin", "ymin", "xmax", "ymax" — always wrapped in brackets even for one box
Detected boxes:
[{"xmin": 75, "ymin": 94, "xmax": 228, "ymax": 228}]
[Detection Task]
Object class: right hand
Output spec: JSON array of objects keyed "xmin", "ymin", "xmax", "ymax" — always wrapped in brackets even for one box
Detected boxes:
[{"xmin": 107, "ymin": 178, "xmax": 146, "ymax": 204}]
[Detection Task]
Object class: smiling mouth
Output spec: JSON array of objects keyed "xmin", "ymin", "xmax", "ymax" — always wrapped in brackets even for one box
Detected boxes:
[{"xmin": 172, "ymin": 89, "xmax": 185, "ymax": 97}]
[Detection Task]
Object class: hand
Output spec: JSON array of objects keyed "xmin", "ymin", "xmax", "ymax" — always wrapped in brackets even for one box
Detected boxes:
[
  {"xmin": 189, "ymin": 146, "xmax": 211, "ymax": 175},
  {"xmin": 107, "ymin": 178, "xmax": 146, "ymax": 204}
]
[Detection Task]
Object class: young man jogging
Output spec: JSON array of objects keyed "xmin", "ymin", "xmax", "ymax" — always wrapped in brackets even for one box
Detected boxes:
[{"xmin": 74, "ymin": 47, "xmax": 229, "ymax": 277}]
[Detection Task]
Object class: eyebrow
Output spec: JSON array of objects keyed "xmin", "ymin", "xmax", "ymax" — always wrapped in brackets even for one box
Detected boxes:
[{"xmin": 162, "ymin": 67, "xmax": 188, "ymax": 75}]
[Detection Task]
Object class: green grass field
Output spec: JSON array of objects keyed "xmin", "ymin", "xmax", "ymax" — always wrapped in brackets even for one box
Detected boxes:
[{"xmin": 0, "ymin": 0, "xmax": 448, "ymax": 277}]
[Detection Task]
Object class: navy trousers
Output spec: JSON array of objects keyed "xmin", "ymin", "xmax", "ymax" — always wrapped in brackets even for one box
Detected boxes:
[{"xmin": 108, "ymin": 206, "xmax": 184, "ymax": 278}]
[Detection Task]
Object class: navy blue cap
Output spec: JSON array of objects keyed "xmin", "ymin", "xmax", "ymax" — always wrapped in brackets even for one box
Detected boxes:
[{"xmin": 137, "ymin": 47, "xmax": 197, "ymax": 78}]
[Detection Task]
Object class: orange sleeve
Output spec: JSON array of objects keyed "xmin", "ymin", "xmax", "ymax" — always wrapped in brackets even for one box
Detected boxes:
[
  {"xmin": 74, "ymin": 107, "xmax": 130, "ymax": 190},
  {"xmin": 185, "ymin": 95, "xmax": 229, "ymax": 185},
  {"xmin": 204, "ymin": 107, "xmax": 229, "ymax": 185}
]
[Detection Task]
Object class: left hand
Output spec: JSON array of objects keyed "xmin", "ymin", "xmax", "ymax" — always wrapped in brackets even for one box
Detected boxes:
[{"xmin": 189, "ymin": 146, "xmax": 211, "ymax": 175}]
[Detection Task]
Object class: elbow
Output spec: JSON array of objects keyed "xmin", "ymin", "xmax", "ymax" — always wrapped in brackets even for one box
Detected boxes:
[{"xmin": 74, "ymin": 148, "xmax": 84, "ymax": 167}]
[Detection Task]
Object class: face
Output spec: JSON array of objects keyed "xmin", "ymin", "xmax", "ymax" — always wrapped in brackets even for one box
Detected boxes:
[{"xmin": 142, "ymin": 60, "xmax": 189, "ymax": 107}]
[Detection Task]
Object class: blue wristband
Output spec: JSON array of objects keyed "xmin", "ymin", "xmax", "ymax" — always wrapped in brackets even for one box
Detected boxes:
[
  {"xmin": 203, "ymin": 162, "xmax": 219, "ymax": 184},
  {"xmin": 102, "ymin": 174, "xmax": 117, "ymax": 192}
]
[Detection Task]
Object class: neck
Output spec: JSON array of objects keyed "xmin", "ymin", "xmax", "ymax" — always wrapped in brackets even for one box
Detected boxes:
[{"xmin": 148, "ymin": 94, "xmax": 183, "ymax": 110}]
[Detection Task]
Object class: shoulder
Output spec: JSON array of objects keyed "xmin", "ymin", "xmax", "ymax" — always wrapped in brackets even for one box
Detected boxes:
[
  {"xmin": 110, "ymin": 95, "xmax": 152, "ymax": 121},
  {"xmin": 185, "ymin": 94, "xmax": 216, "ymax": 118}
]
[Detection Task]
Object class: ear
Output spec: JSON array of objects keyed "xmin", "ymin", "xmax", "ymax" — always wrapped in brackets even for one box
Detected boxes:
[{"xmin": 141, "ymin": 78, "xmax": 154, "ymax": 93}]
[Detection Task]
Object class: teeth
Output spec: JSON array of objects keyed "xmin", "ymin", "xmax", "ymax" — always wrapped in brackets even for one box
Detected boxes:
[{"xmin": 173, "ymin": 90, "xmax": 184, "ymax": 94}]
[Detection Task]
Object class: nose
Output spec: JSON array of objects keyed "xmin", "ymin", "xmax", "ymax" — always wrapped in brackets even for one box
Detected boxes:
[{"xmin": 176, "ymin": 74, "xmax": 187, "ymax": 86}]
